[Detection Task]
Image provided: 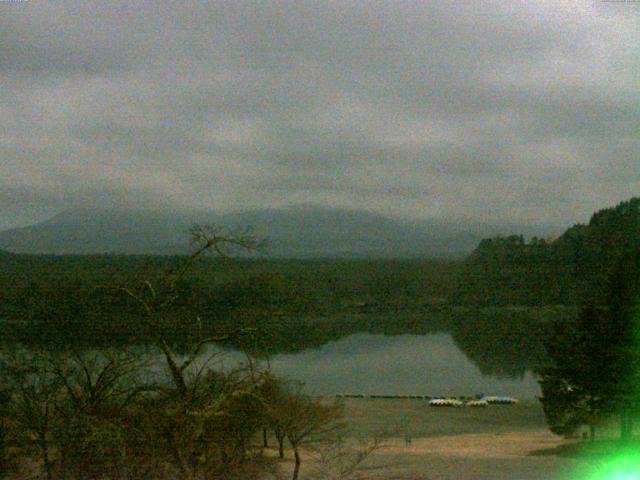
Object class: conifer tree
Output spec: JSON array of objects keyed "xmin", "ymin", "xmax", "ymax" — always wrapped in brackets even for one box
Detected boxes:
[{"xmin": 539, "ymin": 248, "xmax": 640, "ymax": 439}]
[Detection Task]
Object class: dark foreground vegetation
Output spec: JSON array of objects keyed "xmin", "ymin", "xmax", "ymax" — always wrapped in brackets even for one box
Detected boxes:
[
  {"xmin": 539, "ymin": 247, "xmax": 640, "ymax": 441},
  {"xmin": 0, "ymin": 345, "xmax": 358, "ymax": 480},
  {"xmin": 0, "ymin": 228, "xmax": 383, "ymax": 480}
]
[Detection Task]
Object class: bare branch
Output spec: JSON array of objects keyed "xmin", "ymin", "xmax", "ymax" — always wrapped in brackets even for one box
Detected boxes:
[
  {"xmin": 95, "ymin": 285, "xmax": 153, "ymax": 316},
  {"xmin": 144, "ymin": 280, "xmax": 156, "ymax": 298}
]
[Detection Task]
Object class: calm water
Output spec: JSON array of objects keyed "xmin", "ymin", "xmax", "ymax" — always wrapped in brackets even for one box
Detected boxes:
[
  {"xmin": 210, "ymin": 332, "xmax": 541, "ymax": 400},
  {"xmin": 8, "ymin": 316, "xmax": 544, "ymax": 400}
]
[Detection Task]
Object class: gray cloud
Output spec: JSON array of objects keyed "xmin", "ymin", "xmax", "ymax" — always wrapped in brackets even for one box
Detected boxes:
[{"xmin": 0, "ymin": 0, "xmax": 638, "ymax": 229}]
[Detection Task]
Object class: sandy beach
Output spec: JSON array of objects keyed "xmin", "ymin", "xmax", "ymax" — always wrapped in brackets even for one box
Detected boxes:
[
  {"xmin": 357, "ymin": 430, "xmax": 581, "ymax": 479},
  {"xmin": 274, "ymin": 399, "xmax": 585, "ymax": 479}
]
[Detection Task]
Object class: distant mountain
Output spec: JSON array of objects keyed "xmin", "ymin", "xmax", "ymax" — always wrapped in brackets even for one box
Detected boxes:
[{"xmin": 0, "ymin": 205, "xmax": 555, "ymax": 258}]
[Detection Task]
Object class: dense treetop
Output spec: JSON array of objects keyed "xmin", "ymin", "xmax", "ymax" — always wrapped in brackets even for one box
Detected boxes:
[{"xmin": 455, "ymin": 198, "xmax": 640, "ymax": 306}]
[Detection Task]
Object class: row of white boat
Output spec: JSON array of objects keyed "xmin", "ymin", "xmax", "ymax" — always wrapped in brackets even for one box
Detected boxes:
[
  {"xmin": 428, "ymin": 396, "xmax": 519, "ymax": 407},
  {"xmin": 334, "ymin": 394, "xmax": 519, "ymax": 406}
]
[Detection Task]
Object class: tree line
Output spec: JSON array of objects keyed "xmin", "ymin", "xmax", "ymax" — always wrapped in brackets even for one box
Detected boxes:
[
  {"xmin": 454, "ymin": 198, "xmax": 640, "ymax": 306},
  {"xmin": 0, "ymin": 250, "xmax": 459, "ymax": 350}
]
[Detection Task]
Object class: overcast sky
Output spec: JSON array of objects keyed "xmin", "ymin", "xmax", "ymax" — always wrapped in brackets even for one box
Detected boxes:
[{"xmin": 1, "ymin": 0, "xmax": 638, "ymax": 230}]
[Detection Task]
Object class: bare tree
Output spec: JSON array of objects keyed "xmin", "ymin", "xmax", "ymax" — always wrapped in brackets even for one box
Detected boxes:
[
  {"xmin": 102, "ymin": 225, "xmax": 265, "ymax": 405},
  {"xmin": 256, "ymin": 372, "xmax": 289, "ymax": 458},
  {"xmin": 307, "ymin": 431, "xmax": 389, "ymax": 480},
  {"xmin": 48, "ymin": 348, "xmax": 145, "ymax": 415},
  {"xmin": 262, "ymin": 384, "xmax": 344, "ymax": 480},
  {"xmin": 0, "ymin": 353, "xmax": 60, "ymax": 480},
  {"xmin": 97, "ymin": 225, "xmax": 267, "ymax": 479},
  {"xmin": 0, "ymin": 382, "xmax": 12, "ymax": 476}
]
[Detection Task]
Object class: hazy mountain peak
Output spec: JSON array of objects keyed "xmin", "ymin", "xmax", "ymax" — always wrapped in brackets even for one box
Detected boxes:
[{"xmin": 0, "ymin": 205, "xmax": 555, "ymax": 258}]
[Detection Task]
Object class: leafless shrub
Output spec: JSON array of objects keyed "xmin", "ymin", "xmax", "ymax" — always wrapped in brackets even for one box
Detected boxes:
[{"xmin": 306, "ymin": 432, "xmax": 389, "ymax": 480}]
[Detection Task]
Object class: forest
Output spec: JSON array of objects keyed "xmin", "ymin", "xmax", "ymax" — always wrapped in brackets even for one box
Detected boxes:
[
  {"xmin": 1, "ymin": 198, "xmax": 638, "ymax": 351},
  {"xmin": 454, "ymin": 198, "xmax": 640, "ymax": 306}
]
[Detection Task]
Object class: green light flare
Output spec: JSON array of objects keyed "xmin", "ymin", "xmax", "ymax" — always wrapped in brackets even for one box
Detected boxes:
[{"xmin": 579, "ymin": 449, "xmax": 640, "ymax": 480}]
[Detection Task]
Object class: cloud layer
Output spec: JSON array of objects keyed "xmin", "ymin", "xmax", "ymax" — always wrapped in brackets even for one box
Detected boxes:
[{"xmin": 1, "ymin": 0, "xmax": 638, "ymax": 229}]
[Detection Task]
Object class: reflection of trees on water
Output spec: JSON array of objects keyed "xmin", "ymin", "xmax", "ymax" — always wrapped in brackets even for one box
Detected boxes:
[
  {"xmin": 450, "ymin": 315, "xmax": 541, "ymax": 378},
  {"xmin": 228, "ymin": 310, "xmax": 452, "ymax": 357},
  {"xmin": 447, "ymin": 307, "xmax": 575, "ymax": 378},
  {"xmin": 3, "ymin": 306, "xmax": 577, "ymax": 382},
  {"xmin": 232, "ymin": 306, "xmax": 577, "ymax": 380}
]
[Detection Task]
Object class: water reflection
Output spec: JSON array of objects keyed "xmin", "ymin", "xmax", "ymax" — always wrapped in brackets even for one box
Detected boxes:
[
  {"xmin": 194, "ymin": 332, "xmax": 542, "ymax": 399},
  {"xmin": 265, "ymin": 333, "xmax": 542, "ymax": 399},
  {"xmin": 3, "ymin": 307, "xmax": 576, "ymax": 400},
  {"xmin": 234, "ymin": 307, "xmax": 567, "ymax": 380}
]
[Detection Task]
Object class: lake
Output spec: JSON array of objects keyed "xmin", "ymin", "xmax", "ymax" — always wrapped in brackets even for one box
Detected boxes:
[
  {"xmin": 4, "ymin": 307, "xmax": 553, "ymax": 401},
  {"xmin": 209, "ymin": 332, "xmax": 542, "ymax": 400}
]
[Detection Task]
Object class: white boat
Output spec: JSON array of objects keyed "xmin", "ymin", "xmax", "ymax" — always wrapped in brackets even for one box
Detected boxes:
[
  {"xmin": 428, "ymin": 398, "xmax": 463, "ymax": 407},
  {"xmin": 465, "ymin": 399, "xmax": 489, "ymax": 407}
]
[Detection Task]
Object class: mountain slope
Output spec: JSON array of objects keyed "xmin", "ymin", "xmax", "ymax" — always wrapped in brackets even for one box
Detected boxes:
[{"xmin": 0, "ymin": 205, "xmax": 555, "ymax": 258}]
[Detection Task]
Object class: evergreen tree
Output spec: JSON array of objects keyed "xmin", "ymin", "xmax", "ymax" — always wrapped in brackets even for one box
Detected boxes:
[{"xmin": 538, "ymin": 248, "xmax": 640, "ymax": 439}]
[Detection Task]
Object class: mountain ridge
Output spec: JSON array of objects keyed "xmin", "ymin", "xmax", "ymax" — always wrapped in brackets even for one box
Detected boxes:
[{"xmin": 0, "ymin": 204, "xmax": 557, "ymax": 258}]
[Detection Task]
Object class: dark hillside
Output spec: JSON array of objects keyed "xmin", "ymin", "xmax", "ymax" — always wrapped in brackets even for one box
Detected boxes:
[{"xmin": 454, "ymin": 198, "xmax": 640, "ymax": 306}]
